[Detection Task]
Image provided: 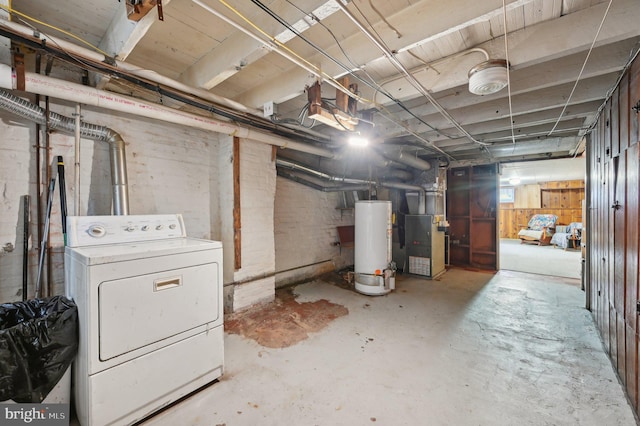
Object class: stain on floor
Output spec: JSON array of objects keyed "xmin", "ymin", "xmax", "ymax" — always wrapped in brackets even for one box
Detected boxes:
[{"xmin": 225, "ymin": 287, "xmax": 349, "ymax": 348}]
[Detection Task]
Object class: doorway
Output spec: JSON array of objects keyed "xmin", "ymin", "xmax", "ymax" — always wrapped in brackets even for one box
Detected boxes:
[{"xmin": 498, "ymin": 158, "xmax": 586, "ymax": 279}]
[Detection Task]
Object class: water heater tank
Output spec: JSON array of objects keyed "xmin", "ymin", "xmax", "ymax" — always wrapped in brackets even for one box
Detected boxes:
[{"xmin": 354, "ymin": 200, "xmax": 393, "ymax": 295}]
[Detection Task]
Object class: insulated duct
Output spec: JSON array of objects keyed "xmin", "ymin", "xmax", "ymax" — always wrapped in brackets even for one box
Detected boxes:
[
  {"xmin": 276, "ymin": 159, "xmax": 426, "ymax": 213},
  {"xmin": 0, "ymin": 89, "xmax": 129, "ymax": 215},
  {"xmin": 277, "ymin": 169, "xmax": 369, "ymax": 193}
]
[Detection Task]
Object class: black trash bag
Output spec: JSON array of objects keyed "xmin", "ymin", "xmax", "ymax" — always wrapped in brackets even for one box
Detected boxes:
[{"xmin": 0, "ymin": 295, "xmax": 78, "ymax": 403}]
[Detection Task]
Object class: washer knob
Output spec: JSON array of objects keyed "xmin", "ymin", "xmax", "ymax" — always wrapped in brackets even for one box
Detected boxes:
[
  {"xmin": 88, "ymin": 225, "xmax": 106, "ymax": 238},
  {"xmin": 125, "ymin": 225, "xmax": 135, "ymax": 232},
  {"xmin": 169, "ymin": 224, "xmax": 177, "ymax": 230},
  {"xmin": 156, "ymin": 224, "xmax": 164, "ymax": 230},
  {"xmin": 141, "ymin": 225, "xmax": 149, "ymax": 231}
]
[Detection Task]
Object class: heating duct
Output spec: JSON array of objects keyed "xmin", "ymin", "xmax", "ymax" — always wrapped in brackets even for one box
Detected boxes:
[
  {"xmin": 276, "ymin": 159, "xmax": 426, "ymax": 214},
  {"xmin": 0, "ymin": 89, "xmax": 129, "ymax": 215}
]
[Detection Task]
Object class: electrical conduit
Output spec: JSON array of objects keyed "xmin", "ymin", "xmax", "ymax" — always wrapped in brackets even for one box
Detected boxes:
[{"xmin": 0, "ymin": 64, "xmax": 336, "ymax": 159}]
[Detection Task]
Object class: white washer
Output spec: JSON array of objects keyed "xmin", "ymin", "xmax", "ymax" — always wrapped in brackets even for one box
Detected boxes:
[{"xmin": 65, "ymin": 214, "xmax": 224, "ymax": 426}]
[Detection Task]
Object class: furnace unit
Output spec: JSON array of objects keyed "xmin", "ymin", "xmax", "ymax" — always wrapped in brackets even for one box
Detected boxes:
[{"xmin": 405, "ymin": 214, "xmax": 446, "ymax": 278}]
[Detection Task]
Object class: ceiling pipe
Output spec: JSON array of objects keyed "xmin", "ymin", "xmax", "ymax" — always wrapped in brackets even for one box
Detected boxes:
[
  {"xmin": 276, "ymin": 158, "xmax": 426, "ymax": 212},
  {"xmin": 376, "ymin": 147, "xmax": 432, "ymax": 171},
  {"xmin": 0, "ymin": 89, "xmax": 129, "ymax": 215},
  {"xmin": 0, "ymin": 64, "xmax": 336, "ymax": 159},
  {"xmin": 277, "ymin": 169, "xmax": 370, "ymax": 193},
  {"xmin": 335, "ymin": 1, "xmax": 490, "ymax": 149},
  {"xmin": 276, "ymin": 158, "xmax": 370, "ymax": 185},
  {"xmin": 0, "ymin": 18, "xmax": 262, "ymax": 116},
  {"xmin": 193, "ymin": 0, "xmax": 370, "ymax": 107}
]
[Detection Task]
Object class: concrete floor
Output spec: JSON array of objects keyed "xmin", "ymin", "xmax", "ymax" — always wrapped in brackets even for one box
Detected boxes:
[{"xmin": 143, "ymin": 269, "xmax": 636, "ymax": 426}]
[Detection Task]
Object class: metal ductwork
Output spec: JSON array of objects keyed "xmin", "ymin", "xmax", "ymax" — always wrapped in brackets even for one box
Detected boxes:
[
  {"xmin": 277, "ymin": 169, "xmax": 370, "ymax": 193},
  {"xmin": 276, "ymin": 159, "xmax": 426, "ymax": 213},
  {"xmin": 0, "ymin": 89, "xmax": 130, "ymax": 215}
]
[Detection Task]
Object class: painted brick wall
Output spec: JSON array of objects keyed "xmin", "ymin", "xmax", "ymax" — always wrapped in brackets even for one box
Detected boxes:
[
  {"xmin": 274, "ymin": 177, "xmax": 355, "ymax": 286},
  {"xmin": 0, "ymin": 101, "xmax": 218, "ymax": 302}
]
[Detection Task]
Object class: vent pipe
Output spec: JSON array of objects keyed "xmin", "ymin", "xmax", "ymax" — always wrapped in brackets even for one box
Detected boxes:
[{"xmin": 0, "ymin": 89, "xmax": 129, "ymax": 215}]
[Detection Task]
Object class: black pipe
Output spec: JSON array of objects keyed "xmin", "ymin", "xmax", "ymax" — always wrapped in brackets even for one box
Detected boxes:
[
  {"xmin": 57, "ymin": 156, "xmax": 67, "ymax": 244},
  {"xmin": 22, "ymin": 195, "xmax": 29, "ymax": 301}
]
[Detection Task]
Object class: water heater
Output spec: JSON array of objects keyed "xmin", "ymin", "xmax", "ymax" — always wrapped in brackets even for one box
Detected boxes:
[{"xmin": 354, "ymin": 201, "xmax": 395, "ymax": 295}]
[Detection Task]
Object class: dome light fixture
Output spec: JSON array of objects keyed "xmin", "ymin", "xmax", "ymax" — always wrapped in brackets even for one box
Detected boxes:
[
  {"xmin": 468, "ymin": 59, "xmax": 509, "ymax": 95},
  {"xmin": 508, "ymin": 177, "xmax": 521, "ymax": 185}
]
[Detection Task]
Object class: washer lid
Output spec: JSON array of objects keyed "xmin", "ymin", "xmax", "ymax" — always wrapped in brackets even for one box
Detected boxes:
[{"xmin": 65, "ymin": 237, "xmax": 222, "ymax": 265}]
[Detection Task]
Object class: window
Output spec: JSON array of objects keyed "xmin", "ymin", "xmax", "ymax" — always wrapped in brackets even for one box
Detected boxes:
[{"xmin": 500, "ymin": 187, "xmax": 515, "ymax": 203}]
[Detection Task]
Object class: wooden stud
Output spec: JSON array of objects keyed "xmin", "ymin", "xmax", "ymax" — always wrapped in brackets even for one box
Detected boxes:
[{"xmin": 233, "ymin": 136, "xmax": 241, "ymax": 270}]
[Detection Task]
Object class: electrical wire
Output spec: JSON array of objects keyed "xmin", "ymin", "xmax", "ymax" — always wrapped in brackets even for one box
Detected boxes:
[
  {"xmin": 502, "ymin": 0, "xmax": 517, "ymax": 150},
  {"xmin": 367, "ymin": 0, "xmax": 401, "ymax": 38},
  {"xmin": 214, "ymin": 0, "xmax": 374, "ymax": 107},
  {"xmin": 208, "ymin": 0, "xmax": 458, "ymax": 156},
  {"xmin": 261, "ymin": 0, "xmax": 460, "ymax": 146},
  {"xmin": 0, "ymin": 3, "xmax": 111, "ymax": 57},
  {"xmin": 547, "ymin": 0, "xmax": 613, "ymax": 136}
]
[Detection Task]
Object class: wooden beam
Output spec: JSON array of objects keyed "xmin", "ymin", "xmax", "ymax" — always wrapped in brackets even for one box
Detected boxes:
[{"xmin": 233, "ymin": 136, "xmax": 241, "ymax": 270}]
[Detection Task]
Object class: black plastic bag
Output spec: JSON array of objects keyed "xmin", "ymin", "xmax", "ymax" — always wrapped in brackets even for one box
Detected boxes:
[{"xmin": 0, "ymin": 295, "xmax": 78, "ymax": 403}]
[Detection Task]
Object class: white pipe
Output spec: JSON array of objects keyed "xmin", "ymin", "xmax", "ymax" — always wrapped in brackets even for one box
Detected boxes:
[
  {"xmin": 192, "ymin": 0, "xmax": 369, "ymax": 107},
  {"xmin": 0, "ymin": 18, "xmax": 261, "ymax": 116},
  {"xmin": 74, "ymin": 103, "xmax": 81, "ymax": 216},
  {"xmin": 0, "ymin": 64, "xmax": 336, "ymax": 159}
]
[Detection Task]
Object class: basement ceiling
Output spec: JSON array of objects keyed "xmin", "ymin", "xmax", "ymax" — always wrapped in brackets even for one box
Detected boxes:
[{"xmin": 4, "ymin": 0, "xmax": 640, "ymax": 178}]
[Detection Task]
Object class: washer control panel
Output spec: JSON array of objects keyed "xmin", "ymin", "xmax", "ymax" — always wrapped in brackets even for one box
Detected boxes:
[{"xmin": 66, "ymin": 214, "xmax": 186, "ymax": 247}]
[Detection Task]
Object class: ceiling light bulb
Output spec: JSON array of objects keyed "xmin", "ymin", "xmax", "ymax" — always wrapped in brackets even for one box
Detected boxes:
[
  {"xmin": 508, "ymin": 177, "xmax": 521, "ymax": 185},
  {"xmin": 348, "ymin": 136, "xmax": 369, "ymax": 147},
  {"xmin": 468, "ymin": 59, "xmax": 509, "ymax": 95}
]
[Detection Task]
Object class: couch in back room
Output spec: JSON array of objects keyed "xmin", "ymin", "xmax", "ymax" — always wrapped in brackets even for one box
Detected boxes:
[
  {"xmin": 517, "ymin": 214, "xmax": 558, "ymax": 246},
  {"xmin": 550, "ymin": 222, "xmax": 583, "ymax": 250}
]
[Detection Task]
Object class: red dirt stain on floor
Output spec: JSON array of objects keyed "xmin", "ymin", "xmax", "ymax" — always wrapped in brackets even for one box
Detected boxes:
[{"xmin": 225, "ymin": 287, "xmax": 349, "ymax": 348}]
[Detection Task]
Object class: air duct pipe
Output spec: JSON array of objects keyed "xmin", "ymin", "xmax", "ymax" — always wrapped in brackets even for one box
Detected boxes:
[
  {"xmin": 0, "ymin": 64, "xmax": 336, "ymax": 159},
  {"xmin": 276, "ymin": 159, "xmax": 426, "ymax": 213},
  {"xmin": 276, "ymin": 159, "xmax": 370, "ymax": 185},
  {"xmin": 277, "ymin": 170, "xmax": 370, "ymax": 193},
  {"xmin": 377, "ymin": 148, "xmax": 432, "ymax": 171},
  {"xmin": 0, "ymin": 89, "xmax": 129, "ymax": 215}
]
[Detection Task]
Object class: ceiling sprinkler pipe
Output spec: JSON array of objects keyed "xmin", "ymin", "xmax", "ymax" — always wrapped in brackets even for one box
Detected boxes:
[
  {"xmin": 0, "ymin": 64, "xmax": 336, "ymax": 159},
  {"xmin": 0, "ymin": 89, "xmax": 130, "ymax": 215}
]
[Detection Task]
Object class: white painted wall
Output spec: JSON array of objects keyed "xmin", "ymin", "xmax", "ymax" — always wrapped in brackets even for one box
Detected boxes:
[
  {"xmin": 0, "ymin": 99, "xmax": 218, "ymax": 302},
  {"xmin": 0, "ymin": 91, "xmax": 344, "ymax": 310},
  {"xmin": 274, "ymin": 177, "xmax": 355, "ymax": 287}
]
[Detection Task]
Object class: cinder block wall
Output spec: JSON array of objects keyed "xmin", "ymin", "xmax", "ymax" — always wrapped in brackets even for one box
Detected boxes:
[{"xmin": 274, "ymin": 178, "xmax": 355, "ymax": 287}]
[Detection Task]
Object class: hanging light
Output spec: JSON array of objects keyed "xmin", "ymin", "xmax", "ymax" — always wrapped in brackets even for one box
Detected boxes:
[{"xmin": 468, "ymin": 59, "xmax": 509, "ymax": 95}]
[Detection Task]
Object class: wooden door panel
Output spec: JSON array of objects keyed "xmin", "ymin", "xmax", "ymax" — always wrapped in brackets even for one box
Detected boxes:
[
  {"xmin": 615, "ymin": 153, "xmax": 626, "ymax": 315},
  {"xmin": 626, "ymin": 144, "xmax": 639, "ymax": 333},
  {"xmin": 613, "ymin": 87, "xmax": 621, "ymax": 158},
  {"xmin": 626, "ymin": 324, "xmax": 638, "ymax": 409},
  {"xmin": 630, "ymin": 58, "xmax": 640, "ymax": 145},
  {"xmin": 620, "ymin": 74, "xmax": 630, "ymax": 152},
  {"xmin": 610, "ymin": 307, "xmax": 618, "ymax": 367}
]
